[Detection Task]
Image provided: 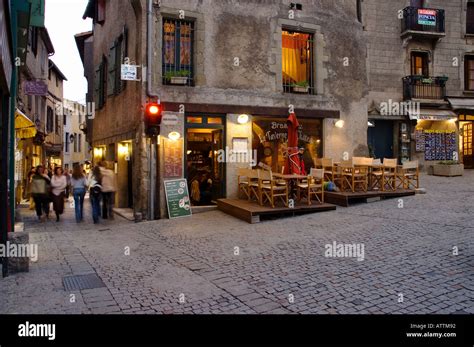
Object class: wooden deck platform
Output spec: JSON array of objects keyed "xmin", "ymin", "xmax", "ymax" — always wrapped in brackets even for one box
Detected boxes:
[
  {"xmin": 217, "ymin": 198, "xmax": 337, "ymax": 224},
  {"xmin": 324, "ymin": 189, "xmax": 416, "ymax": 207}
]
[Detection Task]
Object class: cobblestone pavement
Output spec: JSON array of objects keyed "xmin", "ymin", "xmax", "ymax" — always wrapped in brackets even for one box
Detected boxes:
[{"xmin": 0, "ymin": 172, "xmax": 473, "ymax": 314}]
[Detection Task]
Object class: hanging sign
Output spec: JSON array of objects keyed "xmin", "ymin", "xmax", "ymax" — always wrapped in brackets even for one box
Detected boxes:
[
  {"xmin": 121, "ymin": 64, "xmax": 139, "ymax": 81},
  {"xmin": 418, "ymin": 9, "xmax": 436, "ymax": 26},
  {"xmin": 164, "ymin": 179, "xmax": 192, "ymax": 219}
]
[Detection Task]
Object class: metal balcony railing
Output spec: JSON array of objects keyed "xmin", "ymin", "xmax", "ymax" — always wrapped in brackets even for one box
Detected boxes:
[
  {"xmin": 402, "ymin": 75, "xmax": 448, "ymax": 100},
  {"xmin": 401, "ymin": 7, "xmax": 445, "ymax": 35}
]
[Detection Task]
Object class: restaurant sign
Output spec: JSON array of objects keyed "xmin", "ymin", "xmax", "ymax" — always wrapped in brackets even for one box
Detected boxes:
[
  {"xmin": 417, "ymin": 9, "xmax": 436, "ymax": 26},
  {"xmin": 164, "ymin": 179, "xmax": 192, "ymax": 219},
  {"xmin": 24, "ymin": 81, "xmax": 48, "ymax": 96}
]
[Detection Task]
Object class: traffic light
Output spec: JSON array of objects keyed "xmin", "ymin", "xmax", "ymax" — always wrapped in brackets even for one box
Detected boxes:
[{"xmin": 144, "ymin": 102, "xmax": 162, "ymax": 136}]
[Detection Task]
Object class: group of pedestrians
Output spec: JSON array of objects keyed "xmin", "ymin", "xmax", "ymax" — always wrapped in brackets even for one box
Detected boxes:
[{"xmin": 29, "ymin": 162, "xmax": 116, "ymax": 224}]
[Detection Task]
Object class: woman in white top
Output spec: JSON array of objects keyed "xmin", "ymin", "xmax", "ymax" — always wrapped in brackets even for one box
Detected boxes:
[{"xmin": 50, "ymin": 167, "xmax": 68, "ymax": 222}]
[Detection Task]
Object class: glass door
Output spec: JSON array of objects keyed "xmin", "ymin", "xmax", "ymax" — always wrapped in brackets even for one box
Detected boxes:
[
  {"xmin": 463, "ymin": 123, "xmax": 473, "ymax": 169},
  {"xmin": 185, "ymin": 115, "xmax": 226, "ymax": 205}
]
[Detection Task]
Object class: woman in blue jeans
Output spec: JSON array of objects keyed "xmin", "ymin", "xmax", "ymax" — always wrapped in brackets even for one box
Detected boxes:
[
  {"xmin": 70, "ymin": 165, "xmax": 88, "ymax": 223},
  {"xmin": 88, "ymin": 166, "xmax": 103, "ymax": 224}
]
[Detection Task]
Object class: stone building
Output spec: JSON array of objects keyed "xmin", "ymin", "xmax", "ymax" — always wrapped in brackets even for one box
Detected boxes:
[
  {"xmin": 81, "ymin": 0, "xmax": 370, "ymax": 219},
  {"xmin": 44, "ymin": 59, "xmax": 67, "ymax": 169},
  {"xmin": 364, "ymin": 0, "xmax": 474, "ymax": 169},
  {"xmin": 15, "ymin": 27, "xmax": 54, "ymax": 202},
  {"xmin": 62, "ymin": 99, "xmax": 90, "ymax": 172}
]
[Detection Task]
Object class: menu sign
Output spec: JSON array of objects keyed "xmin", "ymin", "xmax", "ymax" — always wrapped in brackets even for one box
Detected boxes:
[
  {"xmin": 164, "ymin": 179, "xmax": 192, "ymax": 219},
  {"xmin": 418, "ymin": 9, "xmax": 436, "ymax": 26},
  {"xmin": 164, "ymin": 138, "xmax": 183, "ymax": 178}
]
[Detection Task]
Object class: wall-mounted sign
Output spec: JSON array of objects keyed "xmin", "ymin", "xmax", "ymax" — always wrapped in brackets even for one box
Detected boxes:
[
  {"xmin": 24, "ymin": 81, "xmax": 48, "ymax": 96},
  {"xmin": 164, "ymin": 179, "xmax": 192, "ymax": 219},
  {"xmin": 164, "ymin": 138, "xmax": 183, "ymax": 178},
  {"xmin": 162, "ymin": 114, "xmax": 179, "ymax": 126},
  {"xmin": 29, "ymin": 0, "xmax": 45, "ymax": 27},
  {"xmin": 121, "ymin": 64, "xmax": 139, "ymax": 81},
  {"xmin": 418, "ymin": 9, "xmax": 436, "ymax": 26}
]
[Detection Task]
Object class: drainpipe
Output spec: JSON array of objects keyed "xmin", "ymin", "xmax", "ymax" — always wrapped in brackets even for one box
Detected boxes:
[{"xmin": 147, "ymin": 0, "xmax": 159, "ymax": 220}]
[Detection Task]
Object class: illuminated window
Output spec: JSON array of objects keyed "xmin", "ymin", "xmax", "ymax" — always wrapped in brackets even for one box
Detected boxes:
[
  {"xmin": 187, "ymin": 116, "xmax": 202, "ymax": 124},
  {"xmin": 207, "ymin": 117, "xmax": 222, "ymax": 125},
  {"xmin": 282, "ymin": 30, "xmax": 314, "ymax": 94},
  {"xmin": 163, "ymin": 18, "xmax": 194, "ymax": 86}
]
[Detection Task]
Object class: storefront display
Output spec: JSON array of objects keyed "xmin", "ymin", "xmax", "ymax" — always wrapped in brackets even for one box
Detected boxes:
[{"xmin": 252, "ymin": 116, "xmax": 322, "ymax": 172}]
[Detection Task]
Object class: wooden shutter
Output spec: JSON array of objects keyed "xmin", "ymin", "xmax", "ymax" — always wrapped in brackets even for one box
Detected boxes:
[
  {"xmin": 94, "ymin": 65, "xmax": 100, "ymax": 110},
  {"xmin": 119, "ymin": 26, "xmax": 128, "ymax": 92},
  {"xmin": 467, "ymin": 3, "xmax": 474, "ymax": 34},
  {"xmin": 96, "ymin": 0, "xmax": 106, "ymax": 24},
  {"xmin": 107, "ymin": 43, "xmax": 117, "ymax": 96},
  {"xmin": 100, "ymin": 59, "xmax": 106, "ymax": 107}
]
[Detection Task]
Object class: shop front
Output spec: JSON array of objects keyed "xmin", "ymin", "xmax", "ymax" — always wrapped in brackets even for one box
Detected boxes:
[
  {"xmin": 409, "ymin": 109, "xmax": 458, "ymax": 168},
  {"xmin": 159, "ymin": 103, "xmax": 339, "ymax": 218},
  {"xmin": 447, "ymin": 98, "xmax": 474, "ymax": 169}
]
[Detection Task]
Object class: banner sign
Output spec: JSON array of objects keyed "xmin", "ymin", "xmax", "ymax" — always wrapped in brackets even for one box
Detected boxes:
[
  {"xmin": 164, "ymin": 179, "xmax": 192, "ymax": 219},
  {"xmin": 418, "ymin": 9, "xmax": 436, "ymax": 26},
  {"xmin": 24, "ymin": 81, "xmax": 48, "ymax": 95}
]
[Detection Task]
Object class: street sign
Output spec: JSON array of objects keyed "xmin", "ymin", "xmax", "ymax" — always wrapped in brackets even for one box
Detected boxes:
[
  {"xmin": 164, "ymin": 179, "xmax": 192, "ymax": 219},
  {"xmin": 24, "ymin": 81, "xmax": 47, "ymax": 95},
  {"xmin": 162, "ymin": 114, "xmax": 178, "ymax": 125},
  {"xmin": 121, "ymin": 64, "xmax": 139, "ymax": 81}
]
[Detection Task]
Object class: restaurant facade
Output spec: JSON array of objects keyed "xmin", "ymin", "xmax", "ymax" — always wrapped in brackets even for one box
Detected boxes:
[{"xmin": 82, "ymin": 0, "xmax": 369, "ymax": 219}]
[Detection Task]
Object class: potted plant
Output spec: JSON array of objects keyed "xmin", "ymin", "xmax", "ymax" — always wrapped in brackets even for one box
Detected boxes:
[
  {"xmin": 164, "ymin": 70, "xmax": 190, "ymax": 85},
  {"xmin": 291, "ymin": 81, "xmax": 309, "ymax": 93},
  {"xmin": 432, "ymin": 160, "xmax": 464, "ymax": 177}
]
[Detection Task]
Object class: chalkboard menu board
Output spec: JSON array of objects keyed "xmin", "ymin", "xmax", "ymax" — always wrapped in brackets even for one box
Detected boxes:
[
  {"xmin": 164, "ymin": 139, "xmax": 183, "ymax": 178},
  {"xmin": 424, "ymin": 130, "xmax": 456, "ymax": 161},
  {"xmin": 164, "ymin": 179, "xmax": 192, "ymax": 219}
]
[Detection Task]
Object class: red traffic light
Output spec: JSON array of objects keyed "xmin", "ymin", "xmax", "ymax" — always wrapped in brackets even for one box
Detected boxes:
[{"xmin": 146, "ymin": 103, "xmax": 161, "ymax": 116}]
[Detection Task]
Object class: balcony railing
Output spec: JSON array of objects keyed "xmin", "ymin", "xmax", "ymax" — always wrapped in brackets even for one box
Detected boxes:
[
  {"xmin": 402, "ymin": 75, "xmax": 448, "ymax": 101},
  {"xmin": 401, "ymin": 7, "xmax": 445, "ymax": 36}
]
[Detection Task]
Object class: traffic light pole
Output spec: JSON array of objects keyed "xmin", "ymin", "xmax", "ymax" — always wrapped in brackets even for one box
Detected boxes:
[{"xmin": 149, "ymin": 135, "xmax": 156, "ymax": 220}]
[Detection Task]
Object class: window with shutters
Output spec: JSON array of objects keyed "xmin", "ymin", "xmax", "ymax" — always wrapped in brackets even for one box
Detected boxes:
[
  {"xmin": 107, "ymin": 27, "xmax": 128, "ymax": 96},
  {"xmin": 94, "ymin": 57, "xmax": 107, "ymax": 110},
  {"xmin": 46, "ymin": 106, "xmax": 54, "ymax": 133},
  {"xmin": 55, "ymin": 110, "xmax": 60, "ymax": 134},
  {"xmin": 65, "ymin": 132, "xmax": 69, "ymax": 153},
  {"xmin": 465, "ymin": 56, "xmax": 474, "ymax": 90},
  {"xmin": 467, "ymin": 2, "xmax": 474, "ymax": 34}
]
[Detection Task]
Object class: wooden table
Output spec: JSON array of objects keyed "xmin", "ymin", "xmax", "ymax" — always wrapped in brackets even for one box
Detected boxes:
[{"xmin": 273, "ymin": 173, "xmax": 308, "ymax": 199}]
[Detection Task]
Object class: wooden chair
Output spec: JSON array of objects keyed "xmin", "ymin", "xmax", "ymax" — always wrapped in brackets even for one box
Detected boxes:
[
  {"xmin": 237, "ymin": 168, "xmax": 251, "ymax": 199},
  {"xmin": 276, "ymin": 166, "xmax": 287, "ymax": 186},
  {"xmin": 296, "ymin": 168, "xmax": 324, "ymax": 205},
  {"xmin": 369, "ymin": 158, "xmax": 384, "ymax": 190},
  {"xmin": 258, "ymin": 169, "xmax": 288, "ymax": 208},
  {"xmin": 382, "ymin": 158, "xmax": 398, "ymax": 191},
  {"xmin": 321, "ymin": 158, "xmax": 336, "ymax": 182},
  {"xmin": 397, "ymin": 160, "xmax": 419, "ymax": 189},
  {"xmin": 248, "ymin": 169, "xmax": 260, "ymax": 203},
  {"xmin": 340, "ymin": 159, "xmax": 368, "ymax": 192}
]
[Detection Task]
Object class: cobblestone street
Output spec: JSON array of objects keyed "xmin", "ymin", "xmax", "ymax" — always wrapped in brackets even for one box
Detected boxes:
[{"xmin": 0, "ymin": 172, "xmax": 473, "ymax": 314}]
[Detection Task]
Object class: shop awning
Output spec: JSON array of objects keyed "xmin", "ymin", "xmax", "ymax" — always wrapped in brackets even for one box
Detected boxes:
[
  {"xmin": 15, "ymin": 109, "xmax": 37, "ymax": 139},
  {"xmin": 447, "ymin": 97, "xmax": 474, "ymax": 110},
  {"xmin": 408, "ymin": 108, "xmax": 457, "ymax": 121}
]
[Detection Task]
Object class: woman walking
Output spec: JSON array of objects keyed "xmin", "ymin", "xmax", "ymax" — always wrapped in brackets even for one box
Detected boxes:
[
  {"xmin": 50, "ymin": 167, "xmax": 67, "ymax": 222},
  {"xmin": 88, "ymin": 166, "xmax": 103, "ymax": 224},
  {"xmin": 71, "ymin": 164, "xmax": 88, "ymax": 223},
  {"xmin": 30, "ymin": 165, "xmax": 51, "ymax": 222}
]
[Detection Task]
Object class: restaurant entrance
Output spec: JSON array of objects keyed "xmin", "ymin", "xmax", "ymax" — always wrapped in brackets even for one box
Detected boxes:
[{"xmin": 185, "ymin": 115, "xmax": 225, "ymax": 206}]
